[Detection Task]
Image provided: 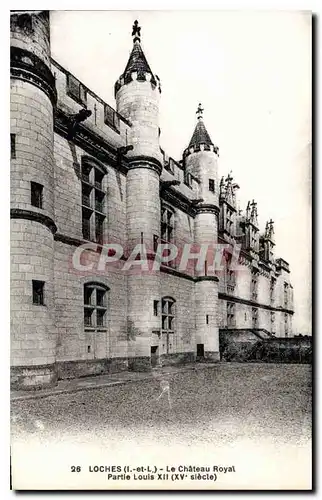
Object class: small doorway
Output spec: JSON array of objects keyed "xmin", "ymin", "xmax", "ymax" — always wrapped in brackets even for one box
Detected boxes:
[
  {"xmin": 196, "ymin": 343, "xmax": 205, "ymax": 361},
  {"xmin": 151, "ymin": 346, "xmax": 159, "ymax": 367}
]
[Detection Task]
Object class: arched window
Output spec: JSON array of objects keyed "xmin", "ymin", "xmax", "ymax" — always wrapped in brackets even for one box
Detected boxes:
[
  {"xmin": 84, "ymin": 282, "xmax": 109, "ymax": 331},
  {"xmin": 161, "ymin": 296, "xmax": 175, "ymax": 354},
  {"xmin": 81, "ymin": 156, "xmax": 107, "ymax": 244}
]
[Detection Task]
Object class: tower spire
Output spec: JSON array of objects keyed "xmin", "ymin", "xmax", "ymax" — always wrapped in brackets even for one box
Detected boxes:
[
  {"xmin": 115, "ymin": 20, "xmax": 161, "ymax": 97},
  {"xmin": 185, "ymin": 104, "xmax": 215, "ymax": 153},
  {"xmin": 196, "ymin": 103, "xmax": 204, "ymax": 120},
  {"xmin": 132, "ymin": 19, "xmax": 141, "ymax": 43}
]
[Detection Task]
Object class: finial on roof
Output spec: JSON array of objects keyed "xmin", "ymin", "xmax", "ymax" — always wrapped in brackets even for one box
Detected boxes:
[
  {"xmin": 132, "ymin": 20, "xmax": 141, "ymax": 43},
  {"xmin": 196, "ymin": 103, "xmax": 204, "ymax": 120}
]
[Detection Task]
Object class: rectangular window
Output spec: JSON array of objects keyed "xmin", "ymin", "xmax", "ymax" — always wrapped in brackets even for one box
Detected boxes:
[
  {"xmin": 209, "ymin": 178, "xmax": 215, "ymax": 192},
  {"xmin": 84, "ymin": 308, "xmax": 93, "ymax": 327},
  {"xmin": 161, "ymin": 205, "xmax": 175, "ymax": 267},
  {"xmin": 95, "ymin": 214, "xmax": 104, "ymax": 245},
  {"xmin": 251, "ymin": 271, "xmax": 258, "ymax": 301},
  {"xmin": 81, "ymin": 160, "xmax": 106, "ymax": 244},
  {"xmin": 82, "ymin": 184, "xmax": 92, "ymax": 208},
  {"xmin": 153, "ymin": 234, "xmax": 159, "ymax": 252},
  {"xmin": 270, "ymin": 277, "xmax": 276, "ymax": 304},
  {"xmin": 153, "ymin": 300, "xmax": 159, "ymax": 316},
  {"xmin": 226, "ymin": 207, "xmax": 234, "ymax": 235},
  {"xmin": 82, "ymin": 208, "xmax": 91, "ymax": 241},
  {"xmin": 227, "ymin": 268, "xmax": 236, "ymax": 293},
  {"xmin": 11, "ymin": 134, "xmax": 16, "ymax": 159},
  {"xmin": 252, "ymin": 307, "xmax": 258, "ymax": 328},
  {"xmin": 284, "ymin": 283, "xmax": 289, "ymax": 307},
  {"xmin": 227, "ymin": 302, "xmax": 235, "ymax": 327},
  {"xmin": 97, "ymin": 309, "xmax": 106, "ymax": 327},
  {"xmin": 104, "ymin": 104, "xmax": 120, "ymax": 133},
  {"xmin": 185, "ymin": 173, "xmax": 192, "ymax": 188},
  {"xmin": 206, "ymin": 314, "xmax": 209, "ymax": 325},
  {"xmin": 271, "ymin": 311, "xmax": 275, "ymax": 334},
  {"xmin": 32, "ymin": 280, "xmax": 45, "ymax": 305},
  {"xmin": 30, "ymin": 182, "xmax": 43, "ymax": 209},
  {"xmin": 84, "ymin": 284, "xmax": 108, "ymax": 331},
  {"xmin": 66, "ymin": 74, "xmax": 87, "ymax": 106}
]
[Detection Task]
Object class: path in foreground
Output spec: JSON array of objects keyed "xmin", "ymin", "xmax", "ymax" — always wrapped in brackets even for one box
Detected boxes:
[
  {"xmin": 12, "ymin": 363, "xmax": 311, "ymax": 445},
  {"xmin": 11, "ymin": 363, "xmax": 312, "ymax": 490}
]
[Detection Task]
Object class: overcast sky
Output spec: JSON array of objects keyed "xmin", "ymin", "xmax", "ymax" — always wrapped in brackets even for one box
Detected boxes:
[{"xmin": 50, "ymin": 10, "xmax": 311, "ymax": 334}]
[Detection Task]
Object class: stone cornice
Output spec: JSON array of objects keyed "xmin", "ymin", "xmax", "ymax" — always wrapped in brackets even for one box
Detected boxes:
[
  {"xmin": 195, "ymin": 204, "xmax": 220, "ymax": 216},
  {"xmin": 195, "ymin": 275, "xmax": 219, "ymax": 283},
  {"xmin": 127, "ymin": 156, "xmax": 163, "ymax": 176},
  {"xmin": 10, "ymin": 46, "xmax": 57, "ymax": 106},
  {"xmin": 11, "ymin": 208, "xmax": 57, "ymax": 234},
  {"xmin": 219, "ymin": 292, "xmax": 294, "ymax": 314}
]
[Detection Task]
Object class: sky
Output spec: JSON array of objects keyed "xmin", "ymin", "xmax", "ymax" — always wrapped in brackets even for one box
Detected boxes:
[{"xmin": 50, "ymin": 10, "xmax": 311, "ymax": 334}]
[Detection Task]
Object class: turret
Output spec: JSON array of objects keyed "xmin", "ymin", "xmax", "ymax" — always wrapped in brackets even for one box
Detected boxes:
[
  {"xmin": 115, "ymin": 20, "xmax": 162, "ymax": 163},
  {"xmin": 184, "ymin": 104, "xmax": 219, "ymax": 207},
  {"xmin": 115, "ymin": 21, "xmax": 162, "ymax": 370},
  {"xmin": 10, "ymin": 11, "xmax": 57, "ymax": 389},
  {"xmin": 183, "ymin": 105, "xmax": 220, "ymax": 362}
]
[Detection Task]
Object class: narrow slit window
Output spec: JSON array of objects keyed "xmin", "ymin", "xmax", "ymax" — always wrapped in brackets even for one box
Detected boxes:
[
  {"xmin": 209, "ymin": 179, "xmax": 215, "ymax": 192},
  {"xmin": 11, "ymin": 134, "xmax": 16, "ymax": 159},
  {"xmin": 31, "ymin": 182, "xmax": 43, "ymax": 209},
  {"xmin": 32, "ymin": 280, "xmax": 45, "ymax": 305}
]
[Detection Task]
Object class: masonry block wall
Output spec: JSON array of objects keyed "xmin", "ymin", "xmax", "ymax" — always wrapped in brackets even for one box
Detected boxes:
[{"xmin": 11, "ymin": 11, "xmax": 57, "ymax": 389}]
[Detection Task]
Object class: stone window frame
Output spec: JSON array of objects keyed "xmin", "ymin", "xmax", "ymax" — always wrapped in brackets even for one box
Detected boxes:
[
  {"xmin": 252, "ymin": 307, "xmax": 258, "ymax": 328},
  {"xmin": 225, "ymin": 254, "xmax": 236, "ymax": 294},
  {"xmin": 161, "ymin": 296, "xmax": 176, "ymax": 354},
  {"xmin": 83, "ymin": 282, "xmax": 109, "ymax": 333},
  {"xmin": 251, "ymin": 269, "xmax": 259, "ymax": 302},
  {"xmin": 160, "ymin": 203, "xmax": 176, "ymax": 268},
  {"xmin": 226, "ymin": 301, "xmax": 236, "ymax": 327},
  {"xmin": 81, "ymin": 156, "xmax": 107, "ymax": 245}
]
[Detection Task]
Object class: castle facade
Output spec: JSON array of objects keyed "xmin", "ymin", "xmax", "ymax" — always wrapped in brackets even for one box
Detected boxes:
[{"xmin": 10, "ymin": 12, "xmax": 294, "ymax": 389}]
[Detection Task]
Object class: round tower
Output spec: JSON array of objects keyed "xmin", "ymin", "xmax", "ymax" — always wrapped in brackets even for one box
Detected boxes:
[
  {"xmin": 184, "ymin": 105, "xmax": 220, "ymax": 361},
  {"xmin": 10, "ymin": 11, "xmax": 57, "ymax": 389},
  {"xmin": 115, "ymin": 21, "xmax": 162, "ymax": 370}
]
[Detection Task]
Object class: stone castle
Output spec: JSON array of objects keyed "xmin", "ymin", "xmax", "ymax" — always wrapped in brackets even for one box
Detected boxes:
[{"xmin": 10, "ymin": 12, "xmax": 294, "ymax": 389}]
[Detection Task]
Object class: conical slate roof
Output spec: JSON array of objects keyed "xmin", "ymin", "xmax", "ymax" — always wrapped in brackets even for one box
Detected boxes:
[
  {"xmin": 188, "ymin": 118, "xmax": 214, "ymax": 149},
  {"xmin": 122, "ymin": 39, "xmax": 153, "ymax": 78}
]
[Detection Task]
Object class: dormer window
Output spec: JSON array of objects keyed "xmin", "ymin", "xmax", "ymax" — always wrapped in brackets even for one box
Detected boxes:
[
  {"xmin": 185, "ymin": 173, "xmax": 192, "ymax": 188},
  {"xmin": 66, "ymin": 74, "xmax": 87, "ymax": 107},
  {"xmin": 164, "ymin": 158, "xmax": 174, "ymax": 175},
  {"xmin": 104, "ymin": 104, "xmax": 120, "ymax": 133}
]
